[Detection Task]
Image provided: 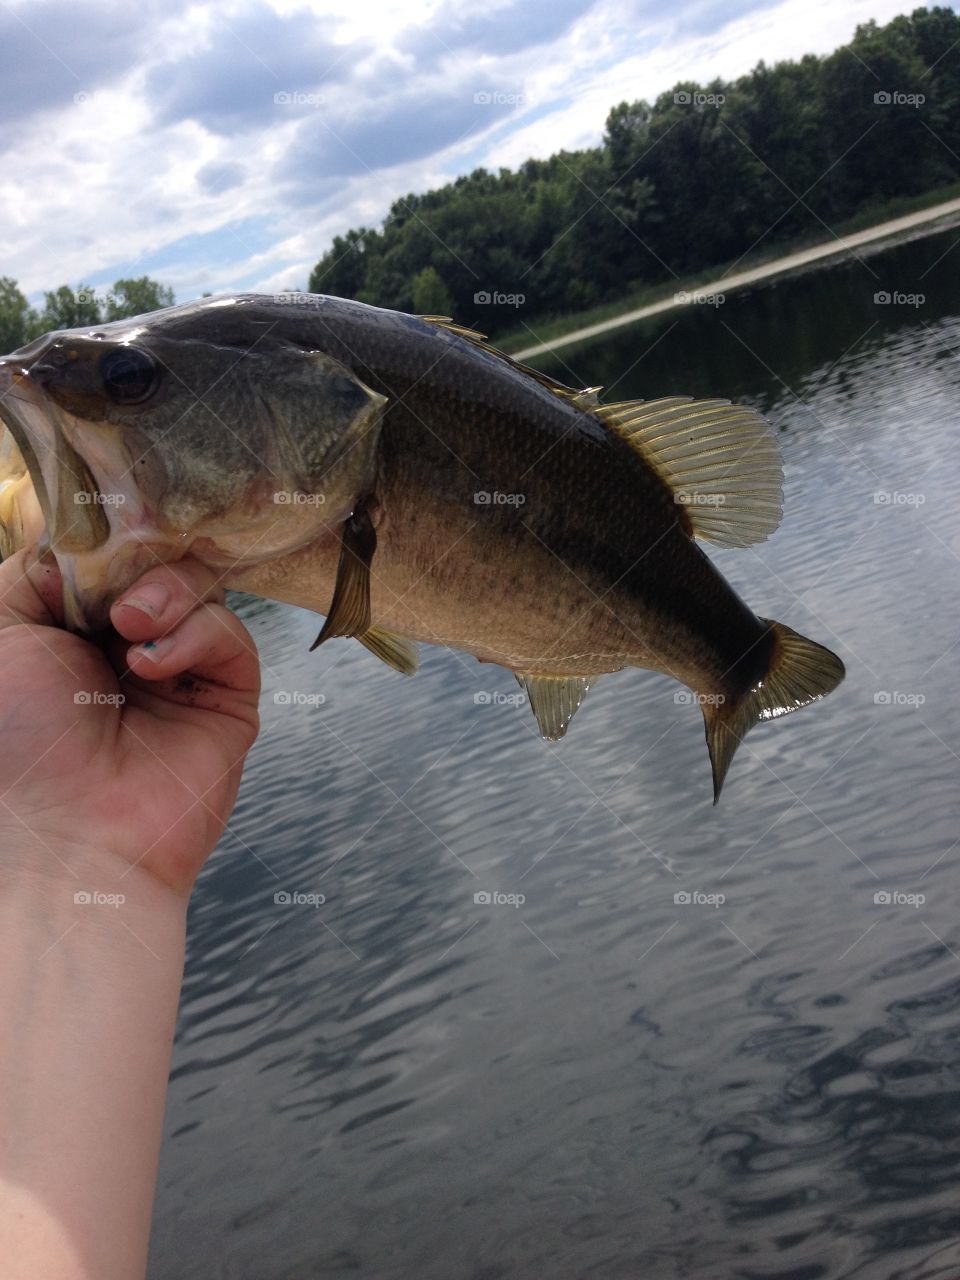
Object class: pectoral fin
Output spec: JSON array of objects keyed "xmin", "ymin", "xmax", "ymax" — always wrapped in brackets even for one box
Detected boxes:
[
  {"xmin": 310, "ymin": 500, "xmax": 377, "ymax": 651},
  {"xmin": 358, "ymin": 626, "xmax": 418, "ymax": 676},
  {"xmin": 515, "ymin": 673, "xmax": 594, "ymax": 740}
]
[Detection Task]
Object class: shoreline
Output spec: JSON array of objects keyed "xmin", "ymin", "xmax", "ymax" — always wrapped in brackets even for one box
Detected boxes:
[{"xmin": 511, "ymin": 195, "xmax": 960, "ymax": 361}]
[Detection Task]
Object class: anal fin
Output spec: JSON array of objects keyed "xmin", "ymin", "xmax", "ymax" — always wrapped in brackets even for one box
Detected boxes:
[
  {"xmin": 358, "ymin": 626, "xmax": 418, "ymax": 676},
  {"xmin": 515, "ymin": 673, "xmax": 594, "ymax": 740}
]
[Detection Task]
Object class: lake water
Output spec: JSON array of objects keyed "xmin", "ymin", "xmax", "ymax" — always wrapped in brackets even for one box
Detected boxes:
[{"xmin": 150, "ymin": 219, "xmax": 960, "ymax": 1280}]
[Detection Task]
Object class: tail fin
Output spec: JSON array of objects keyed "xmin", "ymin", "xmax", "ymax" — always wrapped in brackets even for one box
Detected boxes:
[{"xmin": 701, "ymin": 620, "xmax": 845, "ymax": 804}]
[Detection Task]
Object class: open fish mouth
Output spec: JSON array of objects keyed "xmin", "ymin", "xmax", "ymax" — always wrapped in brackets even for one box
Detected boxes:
[
  {"xmin": 0, "ymin": 352, "xmax": 156, "ymax": 631},
  {"xmin": 0, "ymin": 425, "xmax": 46, "ymax": 561}
]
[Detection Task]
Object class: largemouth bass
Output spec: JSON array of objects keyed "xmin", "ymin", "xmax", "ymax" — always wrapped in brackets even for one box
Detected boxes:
[{"xmin": 0, "ymin": 294, "xmax": 844, "ymax": 799}]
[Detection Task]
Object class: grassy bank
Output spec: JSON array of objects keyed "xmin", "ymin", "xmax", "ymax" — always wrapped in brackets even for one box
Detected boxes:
[{"xmin": 494, "ymin": 181, "xmax": 960, "ymax": 356}]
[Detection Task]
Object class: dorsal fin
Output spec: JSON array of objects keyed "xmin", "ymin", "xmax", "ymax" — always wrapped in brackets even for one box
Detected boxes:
[
  {"xmin": 419, "ymin": 315, "xmax": 603, "ymax": 408},
  {"xmin": 596, "ymin": 396, "xmax": 783, "ymax": 547}
]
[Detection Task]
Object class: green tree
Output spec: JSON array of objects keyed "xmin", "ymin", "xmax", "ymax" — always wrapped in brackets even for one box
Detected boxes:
[
  {"xmin": 0, "ymin": 278, "xmax": 37, "ymax": 352},
  {"xmin": 104, "ymin": 277, "xmax": 175, "ymax": 321},
  {"xmin": 38, "ymin": 284, "xmax": 102, "ymax": 331},
  {"xmin": 303, "ymin": 8, "xmax": 960, "ymax": 339},
  {"xmin": 411, "ymin": 265, "xmax": 453, "ymax": 315}
]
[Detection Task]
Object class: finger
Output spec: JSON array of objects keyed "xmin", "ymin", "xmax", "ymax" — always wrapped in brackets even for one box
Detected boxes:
[
  {"xmin": 110, "ymin": 559, "xmax": 228, "ymax": 644},
  {"xmin": 0, "ymin": 548, "xmax": 64, "ymax": 631},
  {"xmin": 125, "ymin": 601, "xmax": 260, "ymax": 697}
]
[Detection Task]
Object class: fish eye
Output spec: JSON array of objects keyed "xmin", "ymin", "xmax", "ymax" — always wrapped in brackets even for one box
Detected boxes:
[{"xmin": 99, "ymin": 346, "xmax": 158, "ymax": 405}]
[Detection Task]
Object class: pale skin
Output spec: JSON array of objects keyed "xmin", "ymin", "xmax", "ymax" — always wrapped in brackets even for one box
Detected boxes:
[{"xmin": 0, "ymin": 548, "xmax": 260, "ymax": 1280}]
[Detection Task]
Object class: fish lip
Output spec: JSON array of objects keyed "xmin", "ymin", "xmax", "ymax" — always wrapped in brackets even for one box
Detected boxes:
[
  {"xmin": 0, "ymin": 358, "xmax": 116, "ymax": 631},
  {"xmin": 0, "ymin": 362, "xmax": 57, "ymax": 536}
]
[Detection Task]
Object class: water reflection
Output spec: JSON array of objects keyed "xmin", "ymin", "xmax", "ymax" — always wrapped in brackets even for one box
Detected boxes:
[{"xmin": 151, "ymin": 221, "xmax": 960, "ymax": 1280}]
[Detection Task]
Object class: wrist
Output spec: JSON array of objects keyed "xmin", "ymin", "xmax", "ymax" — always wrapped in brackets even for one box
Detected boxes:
[{"xmin": 0, "ymin": 826, "xmax": 188, "ymax": 965}]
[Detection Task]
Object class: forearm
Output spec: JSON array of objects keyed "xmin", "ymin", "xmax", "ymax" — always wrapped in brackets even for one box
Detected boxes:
[{"xmin": 0, "ymin": 838, "xmax": 187, "ymax": 1280}]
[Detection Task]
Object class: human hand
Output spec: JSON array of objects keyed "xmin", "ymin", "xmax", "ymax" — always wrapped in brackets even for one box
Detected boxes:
[
  {"xmin": 0, "ymin": 550, "xmax": 260, "ymax": 1280},
  {"xmin": 0, "ymin": 549, "xmax": 260, "ymax": 897}
]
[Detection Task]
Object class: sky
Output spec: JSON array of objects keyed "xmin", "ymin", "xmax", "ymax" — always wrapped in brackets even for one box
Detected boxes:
[{"xmin": 0, "ymin": 0, "xmax": 942, "ymax": 305}]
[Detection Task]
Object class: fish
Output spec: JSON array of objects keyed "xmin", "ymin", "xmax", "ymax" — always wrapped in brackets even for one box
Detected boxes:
[{"xmin": 0, "ymin": 293, "xmax": 845, "ymax": 799}]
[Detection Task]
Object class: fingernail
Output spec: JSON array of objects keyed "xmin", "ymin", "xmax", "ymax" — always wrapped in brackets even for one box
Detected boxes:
[
  {"xmin": 117, "ymin": 583, "xmax": 170, "ymax": 621},
  {"xmin": 131, "ymin": 635, "xmax": 175, "ymax": 663}
]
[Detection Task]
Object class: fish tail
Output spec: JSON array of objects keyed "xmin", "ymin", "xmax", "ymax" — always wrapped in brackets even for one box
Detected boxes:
[{"xmin": 701, "ymin": 620, "xmax": 845, "ymax": 804}]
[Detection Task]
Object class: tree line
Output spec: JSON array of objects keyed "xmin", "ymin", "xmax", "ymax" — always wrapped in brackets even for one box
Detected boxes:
[
  {"xmin": 0, "ymin": 277, "xmax": 174, "ymax": 354},
  {"xmin": 1, "ymin": 8, "xmax": 958, "ymax": 350},
  {"xmin": 308, "ymin": 7, "xmax": 960, "ymax": 336}
]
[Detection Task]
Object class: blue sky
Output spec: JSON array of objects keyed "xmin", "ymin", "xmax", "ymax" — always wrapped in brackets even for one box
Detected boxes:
[{"xmin": 0, "ymin": 0, "xmax": 940, "ymax": 304}]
